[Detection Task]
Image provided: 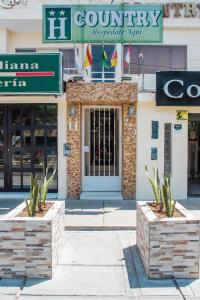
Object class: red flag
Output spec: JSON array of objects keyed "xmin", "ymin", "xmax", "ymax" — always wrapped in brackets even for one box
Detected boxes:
[{"xmin": 84, "ymin": 44, "xmax": 93, "ymax": 68}]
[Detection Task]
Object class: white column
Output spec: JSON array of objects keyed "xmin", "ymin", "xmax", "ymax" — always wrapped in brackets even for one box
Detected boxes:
[
  {"xmin": 0, "ymin": 28, "xmax": 9, "ymax": 52},
  {"xmin": 115, "ymin": 43, "xmax": 122, "ymax": 82},
  {"xmin": 57, "ymin": 99, "xmax": 67, "ymax": 199}
]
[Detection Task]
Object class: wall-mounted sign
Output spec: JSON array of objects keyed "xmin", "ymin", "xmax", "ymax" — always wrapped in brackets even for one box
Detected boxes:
[
  {"xmin": 0, "ymin": 53, "xmax": 62, "ymax": 95},
  {"xmin": 176, "ymin": 110, "xmax": 188, "ymax": 121},
  {"xmin": 174, "ymin": 124, "xmax": 183, "ymax": 133},
  {"xmin": 64, "ymin": 143, "xmax": 71, "ymax": 156},
  {"xmin": 151, "ymin": 147, "xmax": 158, "ymax": 160},
  {"xmin": 164, "ymin": 124, "xmax": 171, "ymax": 176},
  {"xmin": 151, "ymin": 121, "xmax": 159, "ymax": 139},
  {"xmin": 43, "ymin": 4, "xmax": 163, "ymax": 43},
  {"xmin": 163, "ymin": 3, "xmax": 200, "ymax": 18},
  {"xmin": 0, "ymin": 0, "xmax": 27, "ymax": 9},
  {"xmin": 156, "ymin": 71, "xmax": 200, "ymax": 106}
]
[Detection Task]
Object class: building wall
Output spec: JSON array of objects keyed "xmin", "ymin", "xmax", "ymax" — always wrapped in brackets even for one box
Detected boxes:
[
  {"xmin": 136, "ymin": 93, "xmax": 200, "ymax": 200},
  {"xmin": 66, "ymin": 82, "xmax": 137, "ymax": 199}
]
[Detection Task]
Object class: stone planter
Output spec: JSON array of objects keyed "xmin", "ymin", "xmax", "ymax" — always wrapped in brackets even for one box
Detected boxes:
[
  {"xmin": 0, "ymin": 200, "xmax": 65, "ymax": 279},
  {"xmin": 136, "ymin": 201, "xmax": 200, "ymax": 279}
]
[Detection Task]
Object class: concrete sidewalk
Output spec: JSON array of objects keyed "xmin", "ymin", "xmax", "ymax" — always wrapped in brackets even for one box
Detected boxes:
[
  {"xmin": 1, "ymin": 230, "xmax": 200, "ymax": 299},
  {"xmin": 65, "ymin": 198, "xmax": 200, "ymax": 230},
  {"xmin": 65, "ymin": 199, "xmax": 136, "ymax": 229}
]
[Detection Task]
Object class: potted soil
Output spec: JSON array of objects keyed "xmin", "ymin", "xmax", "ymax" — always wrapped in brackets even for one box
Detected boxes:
[
  {"xmin": 0, "ymin": 168, "xmax": 65, "ymax": 279},
  {"xmin": 137, "ymin": 167, "xmax": 200, "ymax": 279}
]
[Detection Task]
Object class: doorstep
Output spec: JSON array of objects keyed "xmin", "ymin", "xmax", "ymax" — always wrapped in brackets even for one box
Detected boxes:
[
  {"xmin": 0, "ymin": 192, "xmax": 58, "ymax": 199},
  {"xmin": 80, "ymin": 192, "xmax": 124, "ymax": 200}
]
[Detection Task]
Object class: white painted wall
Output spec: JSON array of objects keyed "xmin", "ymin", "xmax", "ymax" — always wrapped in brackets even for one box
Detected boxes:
[{"xmin": 136, "ymin": 93, "xmax": 200, "ymax": 200}]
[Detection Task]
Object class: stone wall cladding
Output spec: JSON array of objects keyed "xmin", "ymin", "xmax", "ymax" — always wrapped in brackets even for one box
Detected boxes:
[
  {"xmin": 66, "ymin": 82, "xmax": 138, "ymax": 199},
  {"xmin": 136, "ymin": 201, "xmax": 200, "ymax": 279},
  {"xmin": 66, "ymin": 82, "xmax": 137, "ymax": 104},
  {"xmin": 67, "ymin": 102, "xmax": 81, "ymax": 199},
  {"xmin": 0, "ymin": 201, "xmax": 65, "ymax": 278}
]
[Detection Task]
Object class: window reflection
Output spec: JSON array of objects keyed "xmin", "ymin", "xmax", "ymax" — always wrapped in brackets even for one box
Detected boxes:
[
  {"xmin": 34, "ymin": 129, "xmax": 45, "ymax": 147},
  {"xmin": 12, "ymin": 130, "xmax": 21, "ymax": 147},
  {"xmin": 34, "ymin": 149, "xmax": 45, "ymax": 168}
]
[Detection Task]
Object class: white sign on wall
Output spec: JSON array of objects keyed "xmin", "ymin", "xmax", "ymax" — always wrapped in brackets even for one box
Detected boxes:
[{"xmin": 0, "ymin": 0, "xmax": 27, "ymax": 9}]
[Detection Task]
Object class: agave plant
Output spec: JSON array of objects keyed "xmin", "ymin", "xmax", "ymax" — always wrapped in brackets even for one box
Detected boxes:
[
  {"xmin": 145, "ymin": 166, "xmax": 161, "ymax": 205},
  {"xmin": 40, "ymin": 167, "xmax": 56, "ymax": 206},
  {"xmin": 161, "ymin": 175, "xmax": 176, "ymax": 217},
  {"xmin": 26, "ymin": 174, "xmax": 40, "ymax": 217}
]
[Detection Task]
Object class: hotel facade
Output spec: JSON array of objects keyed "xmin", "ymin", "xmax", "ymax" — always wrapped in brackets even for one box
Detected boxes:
[{"xmin": 0, "ymin": 0, "xmax": 200, "ymax": 200}]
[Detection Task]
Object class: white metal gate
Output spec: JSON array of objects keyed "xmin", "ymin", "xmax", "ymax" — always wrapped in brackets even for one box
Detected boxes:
[{"xmin": 82, "ymin": 106, "xmax": 122, "ymax": 192}]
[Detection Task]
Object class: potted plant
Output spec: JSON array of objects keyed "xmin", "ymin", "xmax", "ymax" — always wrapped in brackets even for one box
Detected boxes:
[
  {"xmin": 137, "ymin": 166, "xmax": 200, "ymax": 279},
  {"xmin": 0, "ymin": 168, "xmax": 64, "ymax": 279}
]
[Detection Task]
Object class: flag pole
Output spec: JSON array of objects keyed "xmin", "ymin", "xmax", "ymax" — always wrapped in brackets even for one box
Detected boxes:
[{"xmin": 128, "ymin": 43, "xmax": 131, "ymax": 75}]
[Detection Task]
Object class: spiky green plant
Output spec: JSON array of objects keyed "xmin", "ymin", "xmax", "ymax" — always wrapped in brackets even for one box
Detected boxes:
[
  {"xmin": 161, "ymin": 176, "xmax": 176, "ymax": 217},
  {"xmin": 25, "ymin": 174, "xmax": 40, "ymax": 217},
  {"xmin": 41, "ymin": 167, "xmax": 56, "ymax": 205},
  {"xmin": 145, "ymin": 166, "xmax": 161, "ymax": 205}
]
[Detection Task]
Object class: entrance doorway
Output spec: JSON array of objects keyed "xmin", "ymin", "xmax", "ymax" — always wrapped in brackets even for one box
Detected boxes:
[
  {"xmin": 0, "ymin": 104, "xmax": 58, "ymax": 192},
  {"xmin": 82, "ymin": 107, "xmax": 122, "ymax": 192},
  {"xmin": 188, "ymin": 113, "xmax": 200, "ymax": 196}
]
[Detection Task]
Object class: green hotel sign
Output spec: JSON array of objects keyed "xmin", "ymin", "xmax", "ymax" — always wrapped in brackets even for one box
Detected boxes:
[
  {"xmin": 43, "ymin": 4, "xmax": 163, "ymax": 43},
  {"xmin": 0, "ymin": 53, "xmax": 62, "ymax": 95}
]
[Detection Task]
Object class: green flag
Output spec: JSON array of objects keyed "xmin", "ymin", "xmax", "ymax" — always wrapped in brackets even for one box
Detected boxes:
[{"xmin": 101, "ymin": 48, "xmax": 110, "ymax": 69}]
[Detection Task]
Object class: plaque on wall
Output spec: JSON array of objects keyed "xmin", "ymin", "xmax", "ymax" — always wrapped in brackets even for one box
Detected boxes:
[
  {"xmin": 151, "ymin": 121, "xmax": 159, "ymax": 139},
  {"xmin": 151, "ymin": 147, "xmax": 158, "ymax": 160},
  {"xmin": 164, "ymin": 123, "xmax": 171, "ymax": 176}
]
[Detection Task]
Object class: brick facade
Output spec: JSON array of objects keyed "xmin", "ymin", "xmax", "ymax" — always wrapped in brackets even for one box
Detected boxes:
[{"xmin": 66, "ymin": 82, "xmax": 138, "ymax": 199}]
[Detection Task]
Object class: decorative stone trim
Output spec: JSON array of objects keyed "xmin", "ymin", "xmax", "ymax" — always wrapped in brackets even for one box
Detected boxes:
[
  {"xmin": 136, "ymin": 201, "xmax": 200, "ymax": 279},
  {"xmin": 66, "ymin": 82, "xmax": 137, "ymax": 103},
  {"xmin": 0, "ymin": 201, "xmax": 65, "ymax": 278}
]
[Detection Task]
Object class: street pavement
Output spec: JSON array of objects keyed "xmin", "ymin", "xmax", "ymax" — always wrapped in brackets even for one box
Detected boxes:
[{"xmin": 0, "ymin": 198, "xmax": 200, "ymax": 298}]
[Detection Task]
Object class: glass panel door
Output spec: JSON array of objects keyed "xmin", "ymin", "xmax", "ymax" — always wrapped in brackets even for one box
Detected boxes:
[
  {"xmin": 0, "ymin": 105, "xmax": 58, "ymax": 192},
  {"xmin": 83, "ymin": 107, "xmax": 121, "ymax": 192}
]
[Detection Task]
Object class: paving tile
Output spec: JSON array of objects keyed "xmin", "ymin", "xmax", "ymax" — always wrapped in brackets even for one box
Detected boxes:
[
  {"xmin": 0, "ymin": 296, "xmax": 16, "ymax": 300},
  {"xmin": 21, "ymin": 265, "xmax": 126, "ymax": 296},
  {"xmin": 0, "ymin": 279, "xmax": 23, "ymax": 295},
  {"xmin": 59, "ymin": 231, "xmax": 122, "ymax": 266},
  {"xmin": 176, "ymin": 279, "xmax": 194, "ymax": 296},
  {"xmin": 103, "ymin": 210, "xmax": 136, "ymax": 227},
  {"xmin": 65, "ymin": 212, "xmax": 103, "ymax": 227},
  {"xmin": 19, "ymin": 296, "xmax": 135, "ymax": 300},
  {"xmin": 186, "ymin": 279, "xmax": 200, "ymax": 297}
]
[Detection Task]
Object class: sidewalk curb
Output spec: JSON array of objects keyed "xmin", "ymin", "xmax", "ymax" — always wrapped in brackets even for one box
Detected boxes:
[{"xmin": 64, "ymin": 226, "xmax": 136, "ymax": 231}]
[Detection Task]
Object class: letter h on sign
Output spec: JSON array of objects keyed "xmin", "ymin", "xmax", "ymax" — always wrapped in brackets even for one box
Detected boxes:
[{"xmin": 44, "ymin": 7, "xmax": 72, "ymax": 42}]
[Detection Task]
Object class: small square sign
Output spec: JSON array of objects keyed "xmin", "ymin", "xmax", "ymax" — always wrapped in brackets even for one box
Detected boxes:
[{"xmin": 43, "ymin": 6, "xmax": 72, "ymax": 42}]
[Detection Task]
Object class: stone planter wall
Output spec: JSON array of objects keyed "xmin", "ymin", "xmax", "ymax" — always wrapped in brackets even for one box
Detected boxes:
[
  {"xmin": 0, "ymin": 201, "xmax": 65, "ymax": 278},
  {"xmin": 136, "ymin": 201, "xmax": 200, "ymax": 279}
]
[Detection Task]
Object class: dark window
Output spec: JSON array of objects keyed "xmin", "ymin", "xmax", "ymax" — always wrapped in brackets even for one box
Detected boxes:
[
  {"xmin": 59, "ymin": 49, "xmax": 75, "ymax": 69},
  {"xmin": 15, "ymin": 48, "xmax": 36, "ymax": 53},
  {"xmin": 123, "ymin": 45, "xmax": 187, "ymax": 74}
]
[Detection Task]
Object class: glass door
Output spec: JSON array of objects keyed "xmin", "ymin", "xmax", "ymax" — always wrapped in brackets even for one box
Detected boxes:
[
  {"xmin": 82, "ymin": 107, "xmax": 121, "ymax": 192},
  {"xmin": 0, "ymin": 104, "xmax": 58, "ymax": 192}
]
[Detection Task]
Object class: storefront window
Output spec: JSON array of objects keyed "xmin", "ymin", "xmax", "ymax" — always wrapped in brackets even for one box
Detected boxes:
[{"xmin": 123, "ymin": 45, "xmax": 187, "ymax": 74}]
